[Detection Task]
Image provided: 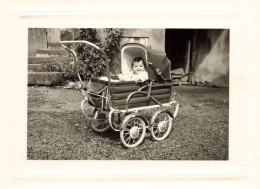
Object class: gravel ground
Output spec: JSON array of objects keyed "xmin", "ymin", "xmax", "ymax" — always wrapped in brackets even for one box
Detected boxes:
[{"xmin": 27, "ymin": 85, "xmax": 229, "ymax": 160}]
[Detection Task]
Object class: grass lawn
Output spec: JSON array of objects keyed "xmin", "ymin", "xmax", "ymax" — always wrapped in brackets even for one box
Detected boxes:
[{"xmin": 27, "ymin": 85, "xmax": 229, "ymax": 160}]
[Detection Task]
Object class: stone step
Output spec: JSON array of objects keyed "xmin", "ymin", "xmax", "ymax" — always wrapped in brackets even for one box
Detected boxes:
[
  {"xmin": 28, "ymin": 64, "xmax": 44, "ymax": 72},
  {"xmin": 28, "ymin": 56, "xmax": 73, "ymax": 64},
  {"xmin": 36, "ymin": 49, "xmax": 69, "ymax": 57},
  {"xmin": 47, "ymin": 42, "xmax": 62, "ymax": 49},
  {"xmin": 28, "ymin": 72, "xmax": 63, "ymax": 86}
]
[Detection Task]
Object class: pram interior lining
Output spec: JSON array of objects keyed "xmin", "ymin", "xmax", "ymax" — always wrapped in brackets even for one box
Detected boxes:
[
  {"xmin": 121, "ymin": 44, "xmax": 147, "ymax": 75},
  {"xmin": 120, "ymin": 43, "xmax": 172, "ymax": 82}
]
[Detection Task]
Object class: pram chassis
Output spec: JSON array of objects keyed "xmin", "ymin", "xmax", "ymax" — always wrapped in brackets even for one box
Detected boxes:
[{"xmin": 60, "ymin": 40, "xmax": 179, "ymax": 148}]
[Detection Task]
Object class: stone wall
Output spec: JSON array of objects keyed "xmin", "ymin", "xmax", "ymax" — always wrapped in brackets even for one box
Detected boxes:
[
  {"xmin": 191, "ymin": 29, "xmax": 229, "ymax": 87},
  {"xmin": 28, "ymin": 28, "xmax": 63, "ymax": 56},
  {"xmin": 122, "ymin": 29, "xmax": 165, "ymax": 51}
]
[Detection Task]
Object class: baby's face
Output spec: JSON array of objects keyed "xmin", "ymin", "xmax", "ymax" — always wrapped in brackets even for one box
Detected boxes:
[{"xmin": 132, "ymin": 60, "xmax": 145, "ymax": 74}]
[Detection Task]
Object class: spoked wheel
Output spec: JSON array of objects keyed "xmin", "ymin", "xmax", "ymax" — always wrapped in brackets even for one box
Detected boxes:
[
  {"xmin": 120, "ymin": 114, "xmax": 146, "ymax": 148},
  {"xmin": 108, "ymin": 110, "xmax": 125, "ymax": 131},
  {"xmin": 90, "ymin": 108, "xmax": 110, "ymax": 132},
  {"xmin": 150, "ymin": 110, "xmax": 173, "ymax": 141}
]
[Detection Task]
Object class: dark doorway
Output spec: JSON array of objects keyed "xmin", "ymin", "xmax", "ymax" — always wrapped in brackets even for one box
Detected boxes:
[{"xmin": 165, "ymin": 29, "xmax": 193, "ymax": 72}]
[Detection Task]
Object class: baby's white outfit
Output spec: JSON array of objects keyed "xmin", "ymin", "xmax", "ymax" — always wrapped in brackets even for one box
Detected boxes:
[{"xmin": 121, "ymin": 71, "xmax": 148, "ymax": 82}]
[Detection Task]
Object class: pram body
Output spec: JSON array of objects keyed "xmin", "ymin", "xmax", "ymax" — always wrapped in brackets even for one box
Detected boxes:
[{"xmin": 60, "ymin": 41, "xmax": 179, "ymax": 148}]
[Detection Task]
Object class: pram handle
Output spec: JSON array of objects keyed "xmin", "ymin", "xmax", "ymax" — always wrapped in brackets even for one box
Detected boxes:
[
  {"xmin": 59, "ymin": 40, "xmax": 101, "ymax": 50},
  {"xmin": 59, "ymin": 40, "xmax": 111, "ymax": 94}
]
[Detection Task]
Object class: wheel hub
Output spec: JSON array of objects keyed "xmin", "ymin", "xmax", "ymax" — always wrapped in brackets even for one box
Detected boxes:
[
  {"xmin": 130, "ymin": 126, "xmax": 139, "ymax": 138},
  {"xmin": 158, "ymin": 121, "xmax": 167, "ymax": 132}
]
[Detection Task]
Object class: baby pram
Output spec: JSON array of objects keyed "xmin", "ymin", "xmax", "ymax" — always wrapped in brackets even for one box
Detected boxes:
[{"xmin": 60, "ymin": 40, "xmax": 179, "ymax": 148}]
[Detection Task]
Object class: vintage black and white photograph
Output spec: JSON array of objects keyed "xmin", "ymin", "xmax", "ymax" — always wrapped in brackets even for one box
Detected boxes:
[{"xmin": 27, "ymin": 28, "xmax": 229, "ymax": 160}]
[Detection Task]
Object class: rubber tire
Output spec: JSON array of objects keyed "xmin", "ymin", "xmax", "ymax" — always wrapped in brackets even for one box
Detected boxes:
[
  {"xmin": 150, "ymin": 110, "xmax": 173, "ymax": 141},
  {"xmin": 120, "ymin": 114, "xmax": 146, "ymax": 148},
  {"xmin": 90, "ymin": 108, "xmax": 110, "ymax": 132}
]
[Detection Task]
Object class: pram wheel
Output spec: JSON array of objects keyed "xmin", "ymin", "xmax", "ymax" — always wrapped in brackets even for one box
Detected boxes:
[
  {"xmin": 90, "ymin": 108, "xmax": 110, "ymax": 132},
  {"xmin": 150, "ymin": 110, "xmax": 173, "ymax": 141},
  {"xmin": 108, "ymin": 110, "xmax": 125, "ymax": 131},
  {"xmin": 120, "ymin": 114, "xmax": 146, "ymax": 148}
]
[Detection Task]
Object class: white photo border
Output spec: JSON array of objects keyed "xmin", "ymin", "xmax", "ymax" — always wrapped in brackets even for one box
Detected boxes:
[
  {"xmin": 15, "ymin": 11, "xmax": 246, "ymax": 178},
  {"xmin": 1, "ymin": 1, "xmax": 259, "ymax": 188}
]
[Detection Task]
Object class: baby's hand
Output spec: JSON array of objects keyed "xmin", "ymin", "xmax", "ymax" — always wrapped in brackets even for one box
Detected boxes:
[
  {"xmin": 117, "ymin": 74, "xmax": 124, "ymax": 81},
  {"xmin": 134, "ymin": 76, "xmax": 141, "ymax": 83}
]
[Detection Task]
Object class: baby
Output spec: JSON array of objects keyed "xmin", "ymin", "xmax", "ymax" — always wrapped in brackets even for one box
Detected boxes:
[{"xmin": 118, "ymin": 57, "xmax": 148, "ymax": 83}]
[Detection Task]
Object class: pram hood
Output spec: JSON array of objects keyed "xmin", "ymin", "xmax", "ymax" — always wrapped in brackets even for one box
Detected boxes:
[{"xmin": 121, "ymin": 43, "xmax": 172, "ymax": 81}]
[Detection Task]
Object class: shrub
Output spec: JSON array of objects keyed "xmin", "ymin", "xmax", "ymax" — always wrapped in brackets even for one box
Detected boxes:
[
  {"xmin": 75, "ymin": 28, "xmax": 122, "ymax": 80},
  {"xmin": 42, "ymin": 28, "xmax": 123, "ymax": 82},
  {"xmin": 42, "ymin": 60, "xmax": 75, "ymax": 83}
]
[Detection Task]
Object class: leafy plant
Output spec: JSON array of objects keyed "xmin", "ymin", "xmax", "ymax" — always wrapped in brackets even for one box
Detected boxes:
[
  {"xmin": 42, "ymin": 60, "xmax": 75, "ymax": 82},
  {"xmin": 75, "ymin": 28, "xmax": 123, "ymax": 80},
  {"xmin": 42, "ymin": 28, "xmax": 123, "ymax": 82}
]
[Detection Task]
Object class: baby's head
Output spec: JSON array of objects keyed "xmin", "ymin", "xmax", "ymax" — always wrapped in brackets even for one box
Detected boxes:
[{"xmin": 132, "ymin": 57, "xmax": 146, "ymax": 74}]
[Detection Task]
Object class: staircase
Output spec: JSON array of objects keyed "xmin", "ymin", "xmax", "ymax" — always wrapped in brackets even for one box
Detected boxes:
[{"xmin": 28, "ymin": 42, "xmax": 73, "ymax": 86}]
